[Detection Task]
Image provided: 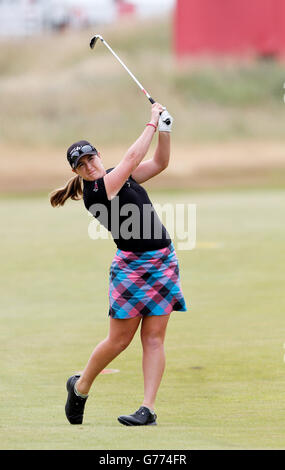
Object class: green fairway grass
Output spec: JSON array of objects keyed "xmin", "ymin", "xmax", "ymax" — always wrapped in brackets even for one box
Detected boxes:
[{"xmin": 0, "ymin": 189, "xmax": 284, "ymax": 449}]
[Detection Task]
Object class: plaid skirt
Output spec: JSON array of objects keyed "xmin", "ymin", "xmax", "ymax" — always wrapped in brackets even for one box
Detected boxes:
[{"xmin": 109, "ymin": 242, "xmax": 187, "ymax": 319}]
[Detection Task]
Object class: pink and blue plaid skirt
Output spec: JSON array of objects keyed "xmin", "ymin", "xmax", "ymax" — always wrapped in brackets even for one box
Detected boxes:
[{"xmin": 109, "ymin": 242, "xmax": 187, "ymax": 319}]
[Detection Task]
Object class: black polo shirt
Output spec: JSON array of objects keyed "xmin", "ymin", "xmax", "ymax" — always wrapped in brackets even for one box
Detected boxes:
[{"xmin": 83, "ymin": 168, "xmax": 171, "ymax": 252}]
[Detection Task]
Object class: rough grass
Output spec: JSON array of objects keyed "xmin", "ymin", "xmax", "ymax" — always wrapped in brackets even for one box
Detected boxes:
[{"xmin": 1, "ymin": 16, "xmax": 285, "ymax": 149}]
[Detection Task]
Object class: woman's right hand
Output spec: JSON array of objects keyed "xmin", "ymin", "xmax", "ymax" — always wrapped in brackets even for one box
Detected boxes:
[{"xmin": 149, "ymin": 102, "xmax": 165, "ymax": 127}]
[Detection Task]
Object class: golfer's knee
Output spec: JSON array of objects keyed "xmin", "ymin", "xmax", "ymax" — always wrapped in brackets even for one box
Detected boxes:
[
  {"xmin": 141, "ymin": 333, "xmax": 163, "ymax": 351},
  {"xmin": 108, "ymin": 335, "xmax": 132, "ymax": 352},
  {"xmin": 117, "ymin": 339, "xmax": 131, "ymax": 352}
]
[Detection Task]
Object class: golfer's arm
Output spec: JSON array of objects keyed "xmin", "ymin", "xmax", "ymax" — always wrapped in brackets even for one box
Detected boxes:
[
  {"xmin": 103, "ymin": 126, "xmax": 155, "ymax": 200},
  {"xmin": 131, "ymin": 132, "xmax": 170, "ymax": 184},
  {"xmin": 154, "ymin": 131, "xmax": 170, "ymax": 169}
]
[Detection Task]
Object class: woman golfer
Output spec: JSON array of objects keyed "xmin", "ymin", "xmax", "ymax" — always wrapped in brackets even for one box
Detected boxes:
[{"xmin": 50, "ymin": 103, "xmax": 186, "ymax": 426}]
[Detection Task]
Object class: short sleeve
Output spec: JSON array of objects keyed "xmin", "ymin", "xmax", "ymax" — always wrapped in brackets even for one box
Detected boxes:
[{"xmin": 129, "ymin": 174, "xmax": 137, "ymax": 183}]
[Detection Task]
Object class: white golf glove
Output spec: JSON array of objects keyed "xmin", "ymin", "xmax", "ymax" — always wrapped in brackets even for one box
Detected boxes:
[{"xmin": 158, "ymin": 109, "xmax": 173, "ymax": 132}]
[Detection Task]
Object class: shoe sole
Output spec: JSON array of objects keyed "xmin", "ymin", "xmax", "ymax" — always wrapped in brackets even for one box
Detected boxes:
[
  {"xmin": 118, "ymin": 417, "xmax": 157, "ymax": 426},
  {"xmin": 65, "ymin": 375, "xmax": 84, "ymax": 425}
]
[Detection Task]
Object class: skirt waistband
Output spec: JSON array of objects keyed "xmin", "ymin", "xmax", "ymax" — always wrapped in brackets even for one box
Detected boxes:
[{"xmin": 115, "ymin": 242, "xmax": 174, "ymax": 262}]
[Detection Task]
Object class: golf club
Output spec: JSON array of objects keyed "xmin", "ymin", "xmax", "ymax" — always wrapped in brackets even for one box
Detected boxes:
[{"xmin": 90, "ymin": 34, "xmax": 170, "ymax": 125}]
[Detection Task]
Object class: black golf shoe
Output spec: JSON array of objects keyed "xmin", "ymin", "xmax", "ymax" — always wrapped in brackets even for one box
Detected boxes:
[
  {"xmin": 65, "ymin": 374, "xmax": 88, "ymax": 425},
  {"xmin": 118, "ymin": 406, "xmax": 157, "ymax": 426}
]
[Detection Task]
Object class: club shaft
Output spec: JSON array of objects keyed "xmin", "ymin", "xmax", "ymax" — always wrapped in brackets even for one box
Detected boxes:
[{"xmin": 100, "ymin": 37, "xmax": 154, "ymax": 103}]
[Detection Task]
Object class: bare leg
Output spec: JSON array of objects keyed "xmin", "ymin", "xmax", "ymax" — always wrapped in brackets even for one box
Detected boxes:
[
  {"xmin": 140, "ymin": 314, "xmax": 170, "ymax": 411},
  {"xmin": 76, "ymin": 316, "xmax": 142, "ymax": 395}
]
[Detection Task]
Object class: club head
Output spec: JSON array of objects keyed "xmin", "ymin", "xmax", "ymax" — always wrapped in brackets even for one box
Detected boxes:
[{"xmin": 90, "ymin": 35, "xmax": 103, "ymax": 49}]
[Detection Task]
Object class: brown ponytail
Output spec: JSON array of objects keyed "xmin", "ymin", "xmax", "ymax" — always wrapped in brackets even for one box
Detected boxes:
[{"xmin": 50, "ymin": 174, "xmax": 83, "ymax": 207}]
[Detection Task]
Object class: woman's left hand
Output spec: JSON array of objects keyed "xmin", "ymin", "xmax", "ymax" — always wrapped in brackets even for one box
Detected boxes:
[{"xmin": 158, "ymin": 109, "xmax": 173, "ymax": 132}]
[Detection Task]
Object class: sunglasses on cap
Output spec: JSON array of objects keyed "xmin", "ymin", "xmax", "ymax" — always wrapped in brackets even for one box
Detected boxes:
[{"xmin": 68, "ymin": 144, "xmax": 98, "ymax": 169}]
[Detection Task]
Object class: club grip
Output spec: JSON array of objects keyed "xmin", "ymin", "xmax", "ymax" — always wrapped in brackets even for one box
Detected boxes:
[{"xmin": 149, "ymin": 97, "xmax": 171, "ymax": 125}]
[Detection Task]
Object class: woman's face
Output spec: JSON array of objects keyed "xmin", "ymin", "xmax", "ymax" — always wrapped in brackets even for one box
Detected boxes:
[{"xmin": 73, "ymin": 153, "xmax": 106, "ymax": 181}]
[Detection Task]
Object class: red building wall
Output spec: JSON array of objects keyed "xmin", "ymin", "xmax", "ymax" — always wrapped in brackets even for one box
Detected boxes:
[{"xmin": 174, "ymin": 0, "xmax": 285, "ymax": 58}]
